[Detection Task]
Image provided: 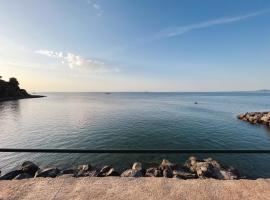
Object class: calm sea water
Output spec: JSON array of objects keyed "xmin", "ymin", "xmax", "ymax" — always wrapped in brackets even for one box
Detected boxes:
[{"xmin": 1, "ymin": 92, "xmax": 270, "ymax": 178}]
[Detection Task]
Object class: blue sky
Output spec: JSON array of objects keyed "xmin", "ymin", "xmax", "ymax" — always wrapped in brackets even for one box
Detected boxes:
[{"xmin": 0, "ymin": 0, "xmax": 269, "ymax": 92}]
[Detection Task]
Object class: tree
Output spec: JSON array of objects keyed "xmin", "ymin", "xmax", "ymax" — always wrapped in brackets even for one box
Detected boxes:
[{"xmin": 9, "ymin": 77, "xmax": 19, "ymax": 87}]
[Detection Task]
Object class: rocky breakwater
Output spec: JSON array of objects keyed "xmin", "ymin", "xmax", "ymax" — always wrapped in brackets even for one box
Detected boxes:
[
  {"xmin": 0, "ymin": 157, "xmax": 241, "ymax": 181},
  {"xmin": 237, "ymin": 112, "xmax": 270, "ymax": 126}
]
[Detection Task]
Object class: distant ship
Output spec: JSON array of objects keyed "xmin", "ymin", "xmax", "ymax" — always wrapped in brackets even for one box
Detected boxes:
[{"xmin": 104, "ymin": 92, "xmax": 111, "ymax": 95}]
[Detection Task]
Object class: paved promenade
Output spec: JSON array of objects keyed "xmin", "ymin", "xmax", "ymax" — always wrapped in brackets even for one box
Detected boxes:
[{"xmin": 0, "ymin": 177, "xmax": 270, "ymax": 200}]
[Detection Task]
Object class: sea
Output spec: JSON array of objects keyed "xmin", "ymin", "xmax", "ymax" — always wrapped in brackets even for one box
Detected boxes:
[{"xmin": 0, "ymin": 92, "xmax": 270, "ymax": 178}]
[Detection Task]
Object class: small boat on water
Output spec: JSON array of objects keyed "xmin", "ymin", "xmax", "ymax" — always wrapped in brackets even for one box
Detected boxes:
[
  {"xmin": 194, "ymin": 101, "xmax": 198, "ymax": 104},
  {"xmin": 104, "ymin": 92, "xmax": 111, "ymax": 95}
]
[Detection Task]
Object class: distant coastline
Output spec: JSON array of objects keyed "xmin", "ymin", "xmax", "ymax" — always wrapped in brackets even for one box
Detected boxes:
[{"xmin": 0, "ymin": 76, "xmax": 45, "ymax": 102}]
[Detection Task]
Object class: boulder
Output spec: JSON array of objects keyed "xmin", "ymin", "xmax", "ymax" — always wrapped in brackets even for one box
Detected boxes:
[
  {"xmin": 0, "ymin": 170, "xmax": 22, "ymax": 180},
  {"xmin": 160, "ymin": 159, "xmax": 176, "ymax": 170},
  {"xmin": 154, "ymin": 169, "xmax": 162, "ymax": 177},
  {"xmin": 96, "ymin": 166, "xmax": 119, "ymax": 177},
  {"xmin": 220, "ymin": 170, "xmax": 238, "ymax": 180},
  {"xmin": 14, "ymin": 173, "xmax": 33, "ymax": 180},
  {"xmin": 184, "ymin": 157, "xmax": 227, "ymax": 179},
  {"xmin": 61, "ymin": 169, "xmax": 74, "ymax": 174},
  {"xmin": 105, "ymin": 168, "xmax": 120, "ymax": 176},
  {"xmin": 172, "ymin": 170, "xmax": 197, "ymax": 179},
  {"xmin": 99, "ymin": 165, "xmax": 112, "ymax": 174},
  {"xmin": 74, "ymin": 164, "xmax": 92, "ymax": 177},
  {"xmin": 163, "ymin": 168, "xmax": 173, "ymax": 178},
  {"xmin": 184, "ymin": 156, "xmax": 197, "ymax": 172},
  {"xmin": 132, "ymin": 162, "xmax": 142, "ymax": 171},
  {"xmin": 35, "ymin": 168, "xmax": 60, "ymax": 178},
  {"xmin": 237, "ymin": 113, "xmax": 246, "ymax": 119},
  {"xmin": 194, "ymin": 161, "xmax": 223, "ymax": 179},
  {"xmin": 77, "ymin": 164, "xmax": 91, "ymax": 172},
  {"xmin": 145, "ymin": 167, "xmax": 155, "ymax": 177},
  {"xmin": 88, "ymin": 170, "xmax": 100, "ymax": 177},
  {"xmin": 21, "ymin": 161, "xmax": 39, "ymax": 176},
  {"xmin": 261, "ymin": 113, "xmax": 270, "ymax": 124},
  {"xmin": 121, "ymin": 169, "xmax": 142, "ymax": 177}
]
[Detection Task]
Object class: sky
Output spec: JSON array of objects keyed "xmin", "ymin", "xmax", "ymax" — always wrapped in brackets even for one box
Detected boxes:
[{"xmin": 0, "ymin": 0, "xmax": 270, "ymax": 92}]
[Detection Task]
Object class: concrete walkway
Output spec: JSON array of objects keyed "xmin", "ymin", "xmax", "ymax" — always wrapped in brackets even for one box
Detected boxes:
[{"xmin": 0, "ymin": 177, "xmax": 270, "ymax": 200}]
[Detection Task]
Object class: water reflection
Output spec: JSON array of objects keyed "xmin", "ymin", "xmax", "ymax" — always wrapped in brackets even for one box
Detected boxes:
[{"xmin": 0, "ymin": 100, "xmax": 21, "ymax": 121}]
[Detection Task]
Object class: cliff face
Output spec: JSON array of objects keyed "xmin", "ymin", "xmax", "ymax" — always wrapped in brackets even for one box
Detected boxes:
[{"xmin": 0, "ymin": 79, "xmax": 30, "ymax": 98}]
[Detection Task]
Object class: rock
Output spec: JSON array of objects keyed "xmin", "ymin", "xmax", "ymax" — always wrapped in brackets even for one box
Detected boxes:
[
  {"xmin": 145, "ymin": 167, "xmax": 162, "ymax": 177},
  {"xmin": 35, "ymin": 168, "xmax": 60, "ymax": 178},
  {"xmin": 195, "ymin": 161, "xmax": 223, "ymax": 179},
  {"xmin": 163, "ymin": 168, "xmax": 173, "ymax": 178},
  {"xmin": 88, "ymin": 170, "xmax": 100, "ymax": 177},
  {"xmin": 237, "ymin": 112, "xmax": 270, "ymax": 127},
  {"xmin": 0, "ymin": 170, "xmax": 22, "ymax": 180},
  {"xmin": 77, "ymin": 164, "xmax": 91, "ymax": 172},
  {"xmin": 237, "ymin": 113, "xmax": 246, "ymax": 119},
  {"xmin": 132, "ymin": 162, "xmax": 142, "ymax": 171},
  {"xmin": 261, "ymin": 113, "xmax": 270, "ymax": 124},
  {"xmin": 220, "ymin": 170, "xmax": 238, "ymax": 180},
  {"xmin": 145, "ymin": 167, "xmax": 155, "ymax": 177},
  {"xmin": 173, "ymin": 170, "xmax": 197, "ymax": 179},
  {"xmin": 74, "ymin": 164, "xmax": 92, "ymax": 177},
  {"xmin": 96, "ymin": 166, "xmax": 119, "ymax": 177},
  {"xmin": 21, "ymin": 161, "xmax": 39, "ymax": 176},
  {"xmin": 184, "ymin": 157, "xmax": 229, "ymax": 179},
  {"xmin": 160, "ymin": 159, "xmax": 175, "ymax": 170},
  {"xmin": 224, "ymin": 166, "xmax": 240, "ymax": 179},
  {"xmin": 99, "ymin": 165, "xmax": 112, "ymax": 174},
  {"xmin": 14, "ymin": 173, "xmax": 33, "ymax": 180},
  {"xmin": 121, "ymin": 169, "xmax": 142, "ymax": 177},
  {"xmin": 173, "ymin": 175, "xmax": 182, "ymax": 179},
  {"xmin": 105, "ymin": 168, "xmax": 120, "ymax": 176},
  {"xmin": 184, "ymin": 156, "xmax": 197, "ymax": 172},
  {"xmin": 154, "ymin": 169, "xmax": 162, "ymax": 177},
  {"xmin": 62, "ymin": 169, "xmax": 74, "ymax": 174}
]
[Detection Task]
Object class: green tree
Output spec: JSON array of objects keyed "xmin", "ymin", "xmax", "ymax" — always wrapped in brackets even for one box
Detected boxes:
[{"xmin": 9, "ymin": 77, "xmax": 19, "ymax": 87}]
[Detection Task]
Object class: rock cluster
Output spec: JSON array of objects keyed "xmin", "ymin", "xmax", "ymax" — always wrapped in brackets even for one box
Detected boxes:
[
  {"xmin": 0, "ymin": 157, "xmax": 240, "ymax": 181},
  {"xmin": 237, "ymin": 112, "xmax": 270, "ymax": 126}
]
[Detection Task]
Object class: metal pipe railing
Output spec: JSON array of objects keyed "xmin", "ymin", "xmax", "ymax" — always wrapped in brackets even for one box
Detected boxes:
[{"xmin": 0, "ymin": 148, "xmax": 270, "ymax": 153}]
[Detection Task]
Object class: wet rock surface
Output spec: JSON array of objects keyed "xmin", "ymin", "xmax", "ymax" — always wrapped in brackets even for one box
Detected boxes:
[
  {"xmin": 35, "ymin": 168, "xmax": 61, "ymax": 178},
  {"xmin": 237, "ymin": 112, "xmax": 270, "ymax": 126},
  {"xmin": 21, "ymin": 161, "xmax": 39, "ymax": 176},
  {"xmin": 0, "ymin": 157, "xmax": 241, "ymax": 181}
]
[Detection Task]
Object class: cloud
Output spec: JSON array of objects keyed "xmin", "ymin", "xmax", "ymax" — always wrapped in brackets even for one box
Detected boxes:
[
  {"xmin": 35, "ymin": 50, "xmax": 63, "ymax": 58},
  {"xmin": 87, "ymin": 0, "xmax": 103, "ymax": 16},
  {"xmin": 93, "ymin": 3, "xmax": 100, "ymax": 10},
  {"xmin": 35, "ymin": 50, "xmax": 118, "ymax": 72},
  {"xmin": 155, "ymin": 10, "xmax": 269, "ymax": 39}
]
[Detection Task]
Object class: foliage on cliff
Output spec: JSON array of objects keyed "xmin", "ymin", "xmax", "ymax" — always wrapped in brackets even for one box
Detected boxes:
[{"xmin": 0, "ymin": 76, "xmax": 30, "ymax": 98}]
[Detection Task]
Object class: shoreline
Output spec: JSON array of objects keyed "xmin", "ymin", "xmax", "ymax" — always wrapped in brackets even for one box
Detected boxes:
[
  {"xmin": 0, "ymin": 95, "xmax": 45, "ymax": 102},
  {"xmin": 0, "ymin": 157, "xmax": 242, "ymax": 181}
]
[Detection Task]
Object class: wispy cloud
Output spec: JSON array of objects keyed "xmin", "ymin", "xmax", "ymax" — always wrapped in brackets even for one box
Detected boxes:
[
  {"xmin": 35, "ymin": 50, "xmax": 118, "ymax": 73},
  {"xmin": 87, "ymin": 0, "xmax": 103, "ymax": 16},
  {"xmin": 93, "ymin": 3, "xmax": 100, "ymax": 10},
  {"xmin": 155, "ymin": 10, "xmax": 269, "ymax": 39}
]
